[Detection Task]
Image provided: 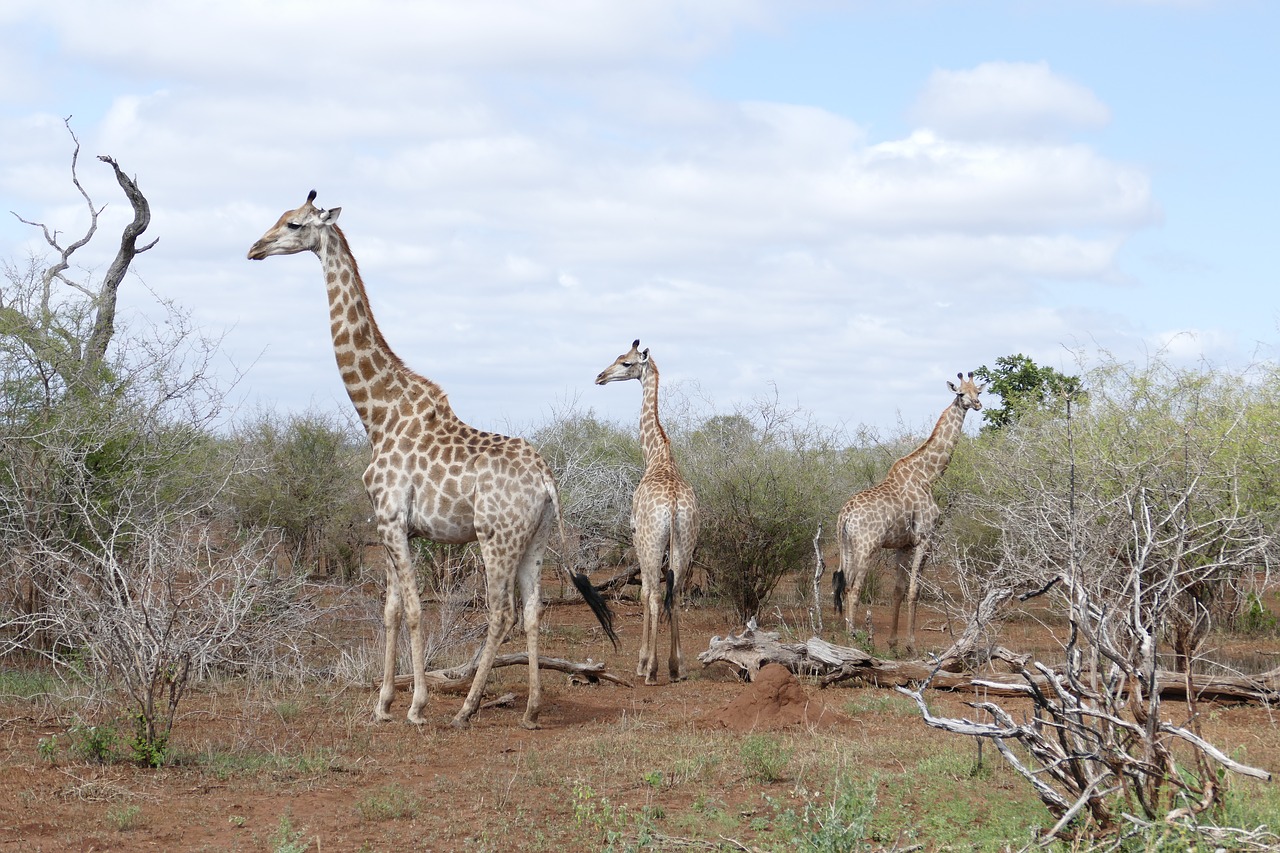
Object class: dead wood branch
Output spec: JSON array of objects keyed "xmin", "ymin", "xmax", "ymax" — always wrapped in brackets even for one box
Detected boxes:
[
  {"xmin": 388, "ymin": 653, "xmax": 632, "ymax": 692},
  {"xmin": 697, "ymin": 626, "xmax": 1280, "ymax": 703}
]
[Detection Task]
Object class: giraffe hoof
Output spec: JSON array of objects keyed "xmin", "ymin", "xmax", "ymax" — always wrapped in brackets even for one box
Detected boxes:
[
  {"xmin": 519, "ymin": 717, "xmax": 541, "ymax": 731},
  {"xmin": 644, "ymin": 676, "xmax": 659, "ymax": 686},
  {"xmin": 372, "ymin": 710, "xmax": 394, "ymax": 724},
  {"xmin": 448, "ymin": 715, "xmax": 472, "ymax": 730}
]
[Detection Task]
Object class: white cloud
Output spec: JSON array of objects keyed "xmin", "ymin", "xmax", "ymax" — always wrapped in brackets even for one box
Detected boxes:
[
  {"xmin": 912, "ymin": 61, "xmax": 1111, "ymax": 140},
  {"xmin": 1, "ymin": 6, "xmax": 1210, "ymax": 434}
]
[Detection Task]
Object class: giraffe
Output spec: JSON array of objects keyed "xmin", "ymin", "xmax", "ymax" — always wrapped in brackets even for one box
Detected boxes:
[
  {"xmin": 833, "ymin": 371, "xmax": 984, "ymax": 654},
  {"xmin": 247, "ymin": 191, "xmax": 618, "ymax": 729},
  {"xmin": 595, "ymin": 340, "xmax": 698, "ymax": 685}
]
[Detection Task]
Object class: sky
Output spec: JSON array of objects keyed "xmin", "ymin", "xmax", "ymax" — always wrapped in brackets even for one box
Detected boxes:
[{"xmin": 1, "ymin": 0, "xmax": 1276, "ymax": 440}]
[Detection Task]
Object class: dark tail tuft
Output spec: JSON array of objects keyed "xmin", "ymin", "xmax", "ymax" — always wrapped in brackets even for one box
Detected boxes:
[
  {"xmin": 662, "ymin": 568, "xmax": 676, "ymax": 622},
  {"xmin": 570, "ymin": 570, "xmax": 620, "ymax": 651},
  {"xmin": 833, "ymin": 570, "xmax": 846, "ymax": 616}
]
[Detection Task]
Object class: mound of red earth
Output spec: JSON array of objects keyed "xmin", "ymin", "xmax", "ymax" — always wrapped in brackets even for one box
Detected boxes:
[{"xmin": 708, "ymin": 663, "xmax": 846, "ymax": 732}]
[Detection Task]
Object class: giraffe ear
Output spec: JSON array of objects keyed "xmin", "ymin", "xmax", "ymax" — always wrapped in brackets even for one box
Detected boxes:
[
  {"xmin": 641, "ymin": 348, "xmax": 650, "ymax": 362},
  {"xmin": 947, "ymin": 379, "xmax": 960, "ymax": 393},
  {"xmin": 322, "ymin": 206, "xmax": 342, "ymax": 223}
]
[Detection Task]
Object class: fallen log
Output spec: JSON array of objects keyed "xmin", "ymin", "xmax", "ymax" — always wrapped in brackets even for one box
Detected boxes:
[
  {"xmin": 697, "ymin": 625, "xmax": 1280, "ymax": 704},
  {"xmin": 386, "ymin": 653, "xmax": 633, "ymax": 693}
]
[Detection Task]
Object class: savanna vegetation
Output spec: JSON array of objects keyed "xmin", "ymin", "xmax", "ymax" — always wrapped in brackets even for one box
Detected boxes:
[{"xmin": 2, "ymin": 131, "xmax": 1277, "ymax": 851}]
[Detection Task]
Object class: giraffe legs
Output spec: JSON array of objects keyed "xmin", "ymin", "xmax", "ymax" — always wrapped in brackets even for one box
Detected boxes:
[
  {"xmin": 373, "ymin": 557, "xmax": 402, "ymax": 722},
  {"xmin": 453, "ymin": 509, "xmax": 551, "ymax": 729},
  {"xmin": 888, "ymin": 542, "xmax": 930, "ymax": 655},
  {"xmin": 452, "ymin": 575, "xmax": 517, "ymax": 729},
  {"xmin": 635, "ymin": 531, "xmax": 666, "ymax": 685},
  {"xmin": 666, "ymin": 527, "xmax": 695, "ymax": 682},
  {"xmin": 887, "ymin": 549, "xmax": 910, "ymax": 653},
  {"xmin": 376, "ymin": 527, "xmax": 430, "ymax": 725},
  {"xmin": 903, "ymin": 537, "xmax": 932, "ymax": 656},
  {"xmin": 836, "ymin": 538, "xmax": 876, "ymax": 636}
]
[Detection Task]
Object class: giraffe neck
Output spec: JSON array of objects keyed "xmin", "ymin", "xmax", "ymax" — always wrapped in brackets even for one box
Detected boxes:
[
  {"xmin": 316, "ymin": 227, "xmax": 448, "ymax": 437},
  {"xmin": 891, "ymin": 397, "xmax": 968, "ymax": 488},
  {"xmin": 639, "ymin": 361, "xmax": 672, "ymax": 467}
]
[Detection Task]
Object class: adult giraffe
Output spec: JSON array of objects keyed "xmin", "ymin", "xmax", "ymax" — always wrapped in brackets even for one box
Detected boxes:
[
  {"xmin": 834, "ymin": 371, "xmax": 984, "ymax": 653},
  {"xmin": 595, "ymin": 340, "xmax": 698, "ymax": 685},
  {"xmin": 247, "ymin": 191, "xmax": 617, "ymax": 728}
]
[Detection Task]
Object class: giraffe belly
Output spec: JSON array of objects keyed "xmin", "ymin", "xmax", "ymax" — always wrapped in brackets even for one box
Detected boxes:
[{"xmin": 409, "ymin": 515, "xmax": 476, "ymax": 544}]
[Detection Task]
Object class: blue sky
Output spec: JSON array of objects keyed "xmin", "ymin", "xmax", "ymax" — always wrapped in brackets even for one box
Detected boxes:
[{"xmin": 1, "ymin": 0, "xmax": 1276, "ymax": 438}]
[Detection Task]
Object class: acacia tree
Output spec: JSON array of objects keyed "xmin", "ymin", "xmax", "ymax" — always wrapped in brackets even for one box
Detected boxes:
[{"xmin": 974, "ymin": 353, "xmax": 1081, "ymax": 431}]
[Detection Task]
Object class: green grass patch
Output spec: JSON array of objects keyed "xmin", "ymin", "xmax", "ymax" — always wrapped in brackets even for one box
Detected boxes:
[
  {"xmin": 192, "ymin": 746, "xmax": 341, "ymax": 782},
  {"xmin": 355, "ymin": 783, "xmax": 421, "ymax": 822},
  {"xmin": 0, "ymin": 668, "xmax": 61, "ymax": 699}
]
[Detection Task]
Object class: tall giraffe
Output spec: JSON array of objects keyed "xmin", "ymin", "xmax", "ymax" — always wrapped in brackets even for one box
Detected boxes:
[
  {"xmin": 595, "ymin": 340, "xmax": 698, "ymax": 685},
  {"xmin": 834, "ymin": 371, "xmax": 984, "ymax": 653},
  {"xmin": 247, "ymin": 191, "xmax": 617, "ymax": 729}
]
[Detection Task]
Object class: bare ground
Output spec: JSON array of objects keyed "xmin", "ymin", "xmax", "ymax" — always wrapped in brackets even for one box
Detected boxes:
[{"xmin": 2, "ymin": 586, "xmax": 1278, "ymax": 852}]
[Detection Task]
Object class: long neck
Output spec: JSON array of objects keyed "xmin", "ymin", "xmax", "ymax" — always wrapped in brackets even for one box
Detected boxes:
[
  {"xmin": 316, "ymin": 226, "xmax": 446, "ymax": 435},
  {"xmin": 638, "ymin": 361, "xmax": 672, "ymax": 466},
  {"xmin": 890, "ymin": 397, "xmax": 967, "ymax": 486}
]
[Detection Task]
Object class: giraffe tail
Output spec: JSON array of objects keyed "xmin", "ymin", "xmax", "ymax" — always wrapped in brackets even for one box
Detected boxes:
[
  {"xmin": 568, "ymin": 571, "xmax": 620, "ymax": 652},
  {"xmin": 543, "ymin": 468, "xmax": 620, "ymax": 652},
  {"xmin": 662, "ymin": 565, "xmax": 675, "ymax": 622},
  {"xmin": 833, "ymin": 570, "xmax": 846, "ymax": 617}
]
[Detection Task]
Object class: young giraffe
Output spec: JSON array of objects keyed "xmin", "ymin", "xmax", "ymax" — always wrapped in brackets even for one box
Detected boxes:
[
  {"xmin": 595, "ymin": 340, "xmax": 698, "ymax": 685},
  {"xmin": 247, "ymin": 191, "xmax": 617, "ymax": 729},
  {"xmin": 834, "ymin": 371, "xmax": 984, "ymax": 654}
]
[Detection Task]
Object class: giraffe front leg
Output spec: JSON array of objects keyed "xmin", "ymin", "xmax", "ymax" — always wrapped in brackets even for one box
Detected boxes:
[
  {"xmin": 887, "ymin": 564, "xmax": 906, "ymax": 653},
  {"xmin": 382, "ymin": 533, "xmax": 429, "ymax": 725},
  {"xmin": 373, "ymin": 559, "xmax": 401, "ymax": 722},
  {"xmin": 903, "ymin": 544, "xmax": 928, "ymax": 657}
]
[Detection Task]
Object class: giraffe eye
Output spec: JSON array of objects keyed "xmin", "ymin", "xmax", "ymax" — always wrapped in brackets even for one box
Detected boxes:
[
  {"xmin": 621, "ymin": 361, "xmax": 633, "ymax": 368},
  {"xmin": 287, "ymin": 222, "xmax": 302, "ymax": 230}
]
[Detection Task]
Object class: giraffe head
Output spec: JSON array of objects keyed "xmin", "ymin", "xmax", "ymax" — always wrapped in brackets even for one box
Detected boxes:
[
  {"xmin": 247, "ymin": 190, "xmax": 342, "ymax": 260},
  {"xmin": 594, "ymin": 339, "xmax": 650, "ymax": 386},
  {"xmin": 947, "ymin": 371, "xmax": 986, "ymax": 411}
]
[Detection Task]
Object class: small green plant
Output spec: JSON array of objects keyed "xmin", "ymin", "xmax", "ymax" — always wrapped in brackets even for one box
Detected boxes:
[
  {"xmin": 1237, "ymin": 593, "xmax": 1278, "ymax": 635},
  {"xmin": 69, "ymin": 722, "xmax": 120, "ymax": 764},
  {"xmin": 274, "ymin": 699, "xmax": 303, "ymax": 722},
  {"xmin": 355, "ymin": 783, "xmax": 421, "ymax": 821},
  {"xmin": 228, "ymin": 815, "xmax": 246, "ymax": 828},
  {"xmin": 776, "ymin": 778, "xmax": 878, "ymax": 853},
  {"xmin": 106, "ymin": 803, "xmax": 144, "ymax": 832},
  {"xmin": 270, "ymin": 812, "xmax": 310, "ymax": 853},
  {"xmin": 739, "ymin": 734, "xmax": 791, "ymax": 783},
  {"xmin": 130, "ymin": 713, "xmax": 169, "ymax": 768},
  {"xmin": 642, "ymin": 770, "xmax": 663, "ymax": 790},
  {"xmin": 572, "ymin": 780, "xmax": 635, "ymax": 848},
  {"xmin": 36, "ymin": 735, "xmax": 59, "ymax": 763}
]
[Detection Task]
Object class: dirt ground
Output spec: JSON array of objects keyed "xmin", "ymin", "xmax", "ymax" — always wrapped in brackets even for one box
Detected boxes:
[{"xmin": 2, "ymin": 588, "xmax": 1278, "ymax": 852}]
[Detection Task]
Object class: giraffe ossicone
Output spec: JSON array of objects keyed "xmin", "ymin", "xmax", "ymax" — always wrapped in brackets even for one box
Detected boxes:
[
  {"xmin": 595, "ymin": 339, "xmax": 699, "ymax": 685},
  {"xmin": 248, "ymin": 191, "xmax": 617, "ymax": 729},
  {"xmin": 833, "ymin": 371, "xmax": 985, "ymax": 654}
]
